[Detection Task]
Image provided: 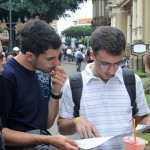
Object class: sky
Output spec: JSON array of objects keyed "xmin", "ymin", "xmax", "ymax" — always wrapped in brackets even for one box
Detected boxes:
[{"xmin": 57, "ymin": 0, "xmax": 92, "ymax": 34}]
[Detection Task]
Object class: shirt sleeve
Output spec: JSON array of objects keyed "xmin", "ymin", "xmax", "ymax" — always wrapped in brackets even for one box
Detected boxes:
[
  {"xmin": 59, "ymin": 79, "xmax": 75, "ymax": 119},
  {"xmin": 135, "ymin": 74, "xmax": 150, "ymax": 116}
]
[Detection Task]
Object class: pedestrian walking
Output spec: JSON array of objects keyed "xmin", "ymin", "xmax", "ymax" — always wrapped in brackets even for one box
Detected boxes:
[{"xmin": 75, "ymin": 48, "xmax": 83, "ymax": 72}]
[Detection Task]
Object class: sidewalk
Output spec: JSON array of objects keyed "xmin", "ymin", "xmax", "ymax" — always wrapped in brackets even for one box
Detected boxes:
[
  {"xmin": 61, "ymin": 60, "xmax": 76, "ymax": 65},
  {"xmin": 145, "ymin": 146, "xmax": 150, "ymax": 150}
]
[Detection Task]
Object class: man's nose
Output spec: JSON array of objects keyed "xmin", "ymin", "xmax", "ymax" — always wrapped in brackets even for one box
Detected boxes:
[{"xmin": 52, "ymin": 57, "xmax": 60, "ymax": 66}]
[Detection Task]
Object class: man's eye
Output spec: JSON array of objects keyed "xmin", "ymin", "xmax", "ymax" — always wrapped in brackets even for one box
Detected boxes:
[
  {"xmin": 102, "ymin": 63, "xmax": 110, "ymax": 65},
  {"xmin": 115, "ymin": 62, "xmax": 121, "ymax": 65}
]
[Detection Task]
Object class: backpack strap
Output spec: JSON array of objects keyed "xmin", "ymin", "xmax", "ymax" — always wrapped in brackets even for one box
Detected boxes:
[
  {"xmin": 69, "ymin": 72, "xmax": 83, "ymax": 118},
  {"xmin": 122, "ymin": 67, "xmax": 138, "ymax": 116}
]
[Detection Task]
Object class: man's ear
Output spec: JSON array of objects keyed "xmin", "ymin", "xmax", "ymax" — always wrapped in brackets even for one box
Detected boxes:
[{"xmin": 26, "ymin": 52, "xmax": 35, "ymax": 62}]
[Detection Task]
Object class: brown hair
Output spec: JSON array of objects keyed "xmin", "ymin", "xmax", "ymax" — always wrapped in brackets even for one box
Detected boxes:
[{"xmin": 144, "ymin": 50, "xmax": 150, "ymax": 69}]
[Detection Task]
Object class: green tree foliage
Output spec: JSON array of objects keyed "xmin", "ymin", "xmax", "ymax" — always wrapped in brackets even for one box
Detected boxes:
[
  {"xmin": 0, "ymin": 24, "xmax": 4, "ymax": 33},
  {"xmin": 0, "ymin": 0, "xmax": 88, "ymax": 22},
  {"xmin": 62, "ymin": 25, "xmax": 92, "ymax": 38},
  {"xmin": 62, "ymin": 25, "xmax": 92, "ymax": 46}
]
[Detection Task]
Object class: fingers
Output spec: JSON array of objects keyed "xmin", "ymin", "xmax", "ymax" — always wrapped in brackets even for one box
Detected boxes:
[
  {"xmin": 78, "ymin": 126, "xmax": 99, "ymax": 139},
  {"xmin": 76, "ymin": 118, "xmax": 100, "ymax": 139},
  {"xmin": 91, "ymin": 126, "xmax": 100, "ymax": 137},
  {"xmin": 51, "ymin": 66, "xmax": 66, "ymax": 85},
  {"xmin": 50, "ymin": 135, "xmax": 78, "ymax": 150},
  {"xmin": 65, "ymin": 138, "xmax": 78, "ymax": 149},
  {"xmin": 65, "ymin": 143, "xmax": 79, "ymax": 150}
]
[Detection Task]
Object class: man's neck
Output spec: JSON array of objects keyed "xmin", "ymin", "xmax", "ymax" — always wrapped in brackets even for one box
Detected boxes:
[{"xmin": 14, "ymin": 53, "xmax": 35, "ymax": 71}]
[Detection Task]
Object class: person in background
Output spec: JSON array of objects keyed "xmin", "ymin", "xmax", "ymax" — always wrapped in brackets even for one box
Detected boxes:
[
  {"xmin": 5, "ymin": 51, "xmax": 17, "ymax": 60},
  {"xmin": 12, "ymin": 46, "xmax": 20, "ymax": 55},
  {"xmin": 58, "ymin": 50, "xmax": 62, "ymax": 65},
  {"xmin": 86, "ymin": 48, "xmax": 94, "ymax": 63},
  {"xmin": 75, "ymin": 48, "xmax": 83, "ymax": 72},
  {"xmin": 144, "ymin": 50, "xmax": 150, "ymax": 84},
  {"xmin": 57, "ymin": 26, "xmax": 150, "ymax": 150},
  {"xmin": 0, "ymin": 48, "xmax": 6, "ymax": 150},
  {"xmin": 0, "ymin": 19, "xmax": 78, "ymax": 150},
  {"xmin": 66, "ymin": 46, "xmax": 73, "ymax": 62}
]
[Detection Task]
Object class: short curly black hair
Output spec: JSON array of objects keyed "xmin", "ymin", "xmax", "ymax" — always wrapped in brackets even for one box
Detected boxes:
[
  {"xmin": 20, "ymin": 19, "xmax": 62, "ymax": 56},
  {"xmin": 91, "ymin": 26, "xmax": 126, "ymax": 56}
]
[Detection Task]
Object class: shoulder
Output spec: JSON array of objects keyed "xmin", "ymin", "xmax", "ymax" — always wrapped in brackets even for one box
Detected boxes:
[
  {"xmin": 134, "ymin": 74, "xmax": 143, "ymax": 85},
  {"xmin": 0, "ymin": 75, "xmax": 13, "ymax": 91}
]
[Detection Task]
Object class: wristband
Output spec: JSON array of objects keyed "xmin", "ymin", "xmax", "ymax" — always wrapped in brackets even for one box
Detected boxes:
[
  {"xmin": 73, "ymin": 116, "xmax": 84, "ymax": 124},
  {"xmin": 50, "ymin": 91, "xmax": 62, "ymax": 99}
]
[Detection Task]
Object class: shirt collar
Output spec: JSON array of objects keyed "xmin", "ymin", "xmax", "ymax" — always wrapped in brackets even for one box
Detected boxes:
[
  {"xmin": 83, "ymin": 64, "xmax": 124, "ymax": 84},
  {"xmin": 114, "ymin": 67, "xmax": 124, "ymax": 83}
]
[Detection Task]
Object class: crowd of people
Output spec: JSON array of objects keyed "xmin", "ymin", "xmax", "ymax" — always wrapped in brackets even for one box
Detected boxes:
[{"xmin": 0, "ymin": 19, "xmax": 150, "ymax": 150}]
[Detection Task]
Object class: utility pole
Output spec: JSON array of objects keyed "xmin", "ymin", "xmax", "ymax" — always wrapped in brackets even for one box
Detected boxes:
[{"xmin": 9, "ymin": 0, "xmax": 12, "ymax": 51}]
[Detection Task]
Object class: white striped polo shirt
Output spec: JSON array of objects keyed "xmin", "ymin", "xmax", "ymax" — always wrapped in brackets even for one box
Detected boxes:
[{"xmin": 59, "ymin": 63, "xmax": 150, "ymax": 150}]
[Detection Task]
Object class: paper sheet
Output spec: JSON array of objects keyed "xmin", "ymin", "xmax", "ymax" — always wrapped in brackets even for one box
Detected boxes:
[
  {"xmin": 136, "ymin": 124, "xmax": 146, "ymax": 131},
  {"xmin": 75, "ymin": 124, "xmax": 149, "ymax": 149},
  {"xmin": 75, "ymin": 136, "xmax": 113, "ymax": 149}
]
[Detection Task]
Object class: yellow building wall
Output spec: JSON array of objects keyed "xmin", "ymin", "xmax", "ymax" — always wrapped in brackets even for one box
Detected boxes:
[
  {"xmin": 143, "ymin": 0, "xmax": 150, "ymax": 43},
  {"xmin": 115, "ymin": 12, "xmax": 128, "ymax": 40}
]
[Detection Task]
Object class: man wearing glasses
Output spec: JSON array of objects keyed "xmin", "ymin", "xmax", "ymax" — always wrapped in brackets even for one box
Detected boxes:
[
  {"xmin": 0, "ymin": 47, "xmax": 6, "ymax": 150},
  {"xmin": 57, "ymin": 26, "xmax": 150, "ymax": 150}
]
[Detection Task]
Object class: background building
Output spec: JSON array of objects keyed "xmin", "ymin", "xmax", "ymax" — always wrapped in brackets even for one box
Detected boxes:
[
  {"xmin": 92, "ymin": 0, "xmax": 150, "ymax": 70},
  {"xmin": 92, "ymin": 0, "xmax": 111, "ymax": 30}
]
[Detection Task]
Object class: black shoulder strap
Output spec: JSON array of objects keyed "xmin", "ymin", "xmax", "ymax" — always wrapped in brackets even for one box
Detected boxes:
[
  {"xmin": 69, "ymin": 72, "xmax": 83, "ymax": 118},
  {"xmin": 122, "ymin": 67, "xmax": 138, "ymax": 116}
]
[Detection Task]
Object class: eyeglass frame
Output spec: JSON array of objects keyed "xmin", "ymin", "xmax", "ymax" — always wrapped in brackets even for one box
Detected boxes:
[{"xmin": 95, "ymin": 56, "xmax": 122, "ymax": 70}]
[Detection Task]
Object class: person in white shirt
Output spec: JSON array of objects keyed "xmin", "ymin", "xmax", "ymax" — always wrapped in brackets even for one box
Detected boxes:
[
  {"xmin": 57, "ymin": 26, "xmax": 150, "ymax": 150},
  {"xmin": 66, "ymin": 47, "xmax": 73, "ymax": 62},
  {"xmin": 75, "ymin": 48, "xmax": 83, "ymax": 72}
]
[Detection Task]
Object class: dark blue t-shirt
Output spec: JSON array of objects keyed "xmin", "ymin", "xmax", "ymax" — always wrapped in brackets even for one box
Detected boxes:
[{"xmin": 0, "ymin": 58, "xmax": 51, "ymax": 132}]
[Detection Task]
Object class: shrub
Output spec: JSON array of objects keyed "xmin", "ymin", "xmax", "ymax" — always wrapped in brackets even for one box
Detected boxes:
[{"xmin": 141, "ymin": 78, "xmax": 150, "ymax": 94}]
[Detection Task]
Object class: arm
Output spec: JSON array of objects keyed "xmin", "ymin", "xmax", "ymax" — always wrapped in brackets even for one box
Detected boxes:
[
  {"xmin": 3, "ymin": 128, "xmax": 78, "ymax": 149},
  {"xmin": 47, "ymin": 66, "xmax": 66, "ymax": 128},
  {"xmin": 57, "ymin": 116, "xmax": 76, "ymax": 135},
  {"xmin": 57, "ymin": 116, "xmax": 100, "ymax": 139},
  {"xmin": 58, "ymin": 79, "xmax": 99, "ymax": 139},
  {"xmin": 134, "ymin": 115, "xmax": 150, "ymax": 132},
  {"xmin": 133, "ymin": 75, "xmax": 150, "ymax": 131}
]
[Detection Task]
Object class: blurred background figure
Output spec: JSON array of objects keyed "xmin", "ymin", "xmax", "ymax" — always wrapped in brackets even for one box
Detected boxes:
[
  {"xmin": 5, "ymin": 51, "xmax": 17, "ymax": 60},
  {"xmin": 58, "ymin": 50, "xmax": 62, "ymax": 65},
  {"xmin": 66, "ymin": 46, "xmax": 73, "ymax": 62},
  {"xmin": 12, "ymin": 47, "xmax": 20, "ymax": 55},
  {"xmin": 86, "ymin": 48, "xmax": 94, "ymax": 63},
  {"xmin": 0, "ymin": 51, "xmax": 6, "ymax": 74},
  {"xmin": 0, "ymin": 42, "xmax": 6, "ymax": 150},
  {"xmin": 75, "ymin": 48, "xmax": 83, "ymax": 72},
  {"xmin": 144, "ymin": 50, "xmax": 150, "ymax": 85}
]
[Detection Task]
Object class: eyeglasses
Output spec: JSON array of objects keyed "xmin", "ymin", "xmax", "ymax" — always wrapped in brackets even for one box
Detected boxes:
[{"xmin": 95, "ymin": 57, "xmax": 121, "ymax": 70}]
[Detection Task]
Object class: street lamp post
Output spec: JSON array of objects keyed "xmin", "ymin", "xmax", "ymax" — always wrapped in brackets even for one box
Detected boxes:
[
  {"xmin": 9, "ymin": 0, "xmax": 13, "ymax": 51},
  {"xmin": 8, "ymin": 0, "xmax": 24, "ymax": 51}
]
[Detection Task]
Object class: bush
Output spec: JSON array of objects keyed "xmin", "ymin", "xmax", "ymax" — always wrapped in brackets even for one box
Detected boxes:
[
  {"xmin": 141, "ymin": 78, "xmax": 150, "ymax": 94},
  {"xmin": 0, "ymin": 24, "xmax": 4, "ymax": 33}
]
